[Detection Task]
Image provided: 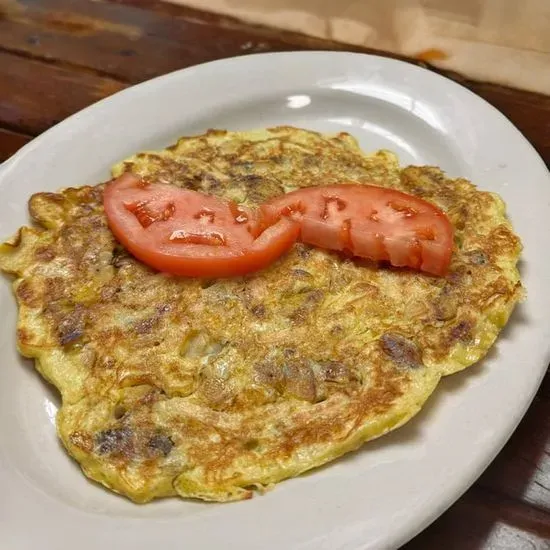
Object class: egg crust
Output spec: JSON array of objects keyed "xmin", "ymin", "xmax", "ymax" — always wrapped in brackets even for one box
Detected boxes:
[{"xmin": 0, "ymin": 127, "xmax": 522, "ymax": 503}]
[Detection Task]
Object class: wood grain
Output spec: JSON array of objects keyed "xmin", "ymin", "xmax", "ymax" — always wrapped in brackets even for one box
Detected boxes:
[
  {"xmin": 0, "ymin": 0, "xmax": 302, "ymax": 82},
  {"xmin": 540, "ymin": 370, "xmax": 550, "ymax": 400},
  {"xmin": 0, "ymin": 0, "xmax": 548, "ymax": 547},
  {"xmin": 0, "ymin": 50, "xmax": 124, "ymax": 134},
  {"xmin": 404, "ymin": 487, "xmax": 550, "ymax": 549},
  {"xmin": 0, "ymin": 127, "xmax": 31, "ymax": 161},
  {"xmin": 478, "ymin": 397, "xmax": 550, "ymax": 512}
]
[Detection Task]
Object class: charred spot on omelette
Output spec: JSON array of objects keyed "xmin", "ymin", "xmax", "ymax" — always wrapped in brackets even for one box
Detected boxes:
[{"xmin": 0, "ymin": 127, "xmax": 522, "ymax": 502}]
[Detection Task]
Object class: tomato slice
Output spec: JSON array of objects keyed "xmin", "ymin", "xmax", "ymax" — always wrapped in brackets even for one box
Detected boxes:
[
  {"xmin": 262, "ymin": 184, "xmax": 453, "ymax": 275},
  {"xmin": 103, "ymin": 173, "xmax": 299, "ymax": 278}
]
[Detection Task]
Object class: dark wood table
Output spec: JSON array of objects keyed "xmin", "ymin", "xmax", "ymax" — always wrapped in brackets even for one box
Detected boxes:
[{"xmin": 1, "ymin": 0, "xmax": 549, "ymax": 547}]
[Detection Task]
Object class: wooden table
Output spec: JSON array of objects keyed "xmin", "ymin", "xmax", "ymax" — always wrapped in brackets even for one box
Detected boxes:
[{"xmin": 1, "ymin": 0, "xmax": 549, "ymax": 547}]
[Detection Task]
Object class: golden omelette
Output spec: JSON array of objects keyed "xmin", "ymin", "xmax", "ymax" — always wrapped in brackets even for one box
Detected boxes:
[{"xmin": 0, "ymin": 127, "xmax": 522, "ymax": 502}]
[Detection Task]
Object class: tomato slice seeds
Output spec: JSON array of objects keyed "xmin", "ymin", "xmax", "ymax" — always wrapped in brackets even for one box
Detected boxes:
[
  {"xmin": 103, "ymin": 173, "xmax": 299, "ymax": 278},
  {"xmin": 262, "ymin": 184, "xmax": 453, "ymax": 276},
  {"xmin": 104, "ymin": 175, "xmax": 453, "ymax": 278}
]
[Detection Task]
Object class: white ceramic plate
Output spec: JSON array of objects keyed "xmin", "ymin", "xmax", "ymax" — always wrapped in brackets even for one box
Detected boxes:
[{"xmin": 1, "ymin": 52, "xmax": 549, "ymax": 550}]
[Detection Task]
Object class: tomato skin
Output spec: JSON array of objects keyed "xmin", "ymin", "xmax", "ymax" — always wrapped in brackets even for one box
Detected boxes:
[
  {"xmin": 103, "ymin": 173, "xmax": 299, "ymax": 278},
  {"xmin": 121, "ymin": 217, "xmax": 299, "ymax": 278},
  {"xmin": 104, "ymin": 175, "xmax": 453, "ymax": 278},
  {"xmin": 262, "ymin": 184, "xmax": 453, "ymax": 276}
]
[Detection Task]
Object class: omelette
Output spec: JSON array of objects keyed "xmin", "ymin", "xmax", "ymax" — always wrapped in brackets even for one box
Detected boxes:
[{"xmin": 0, "ymin": 127, "xmax": 522, "ymax": 502}]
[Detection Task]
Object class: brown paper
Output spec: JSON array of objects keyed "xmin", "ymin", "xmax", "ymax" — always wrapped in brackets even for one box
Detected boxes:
[{"xmin": 166, "ymin": 0, "xmax": 550, "ymax": 94}]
